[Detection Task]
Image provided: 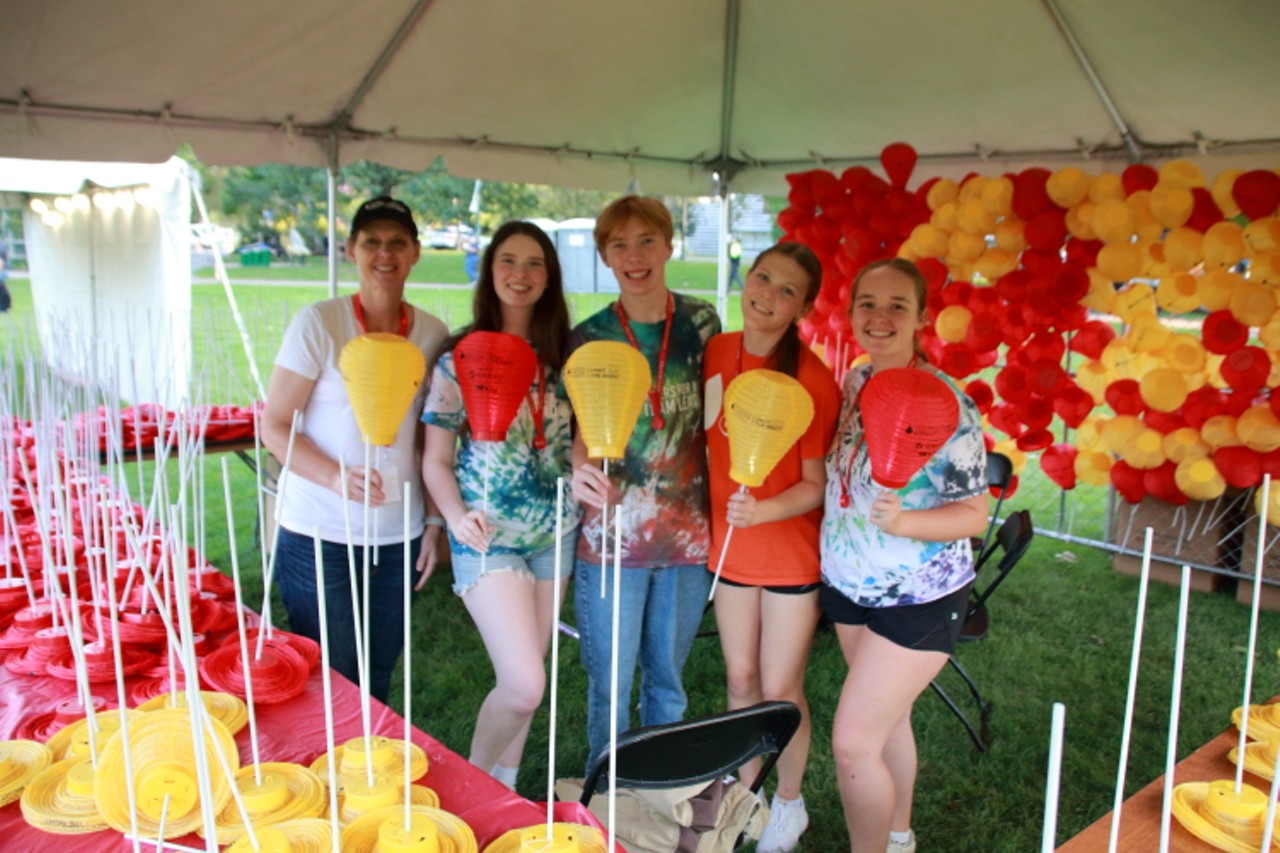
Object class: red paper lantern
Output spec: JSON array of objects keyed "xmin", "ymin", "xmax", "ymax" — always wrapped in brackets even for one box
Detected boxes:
[
  {"xmin": 987, "ymin": 402, "xmax": 1025, "ymax": 438},
  {"xmin": 453, "ymin": 331, "xmax": 538, "ymax": 441},
  {"xmin": 1219, "ymin": 346, "xmax": 1271, "ymax": 394},
  {"xmin": 994, "ymin": 472, "xmax": 1020, "ymax": 499},
  {"xmin": 1105, "ymin": 379, "xmax": 1147, "ymax": 416},
  {"xmin": 860, "ymin": 368, "xmax": 960, "ymax": 489},
  {"xmin": 880, "ymin": 143, "xmax": 918, "ymax": 189},
  {"xmin": 1232, "ymin": 170, "xmax": 1280, "ymax": 220},
  {"xmin": 1016, "ymin": 397, "xmax": 1055, "ymax": 430},
  {"xmin": 1121, "ymin": 164, "xmax": 1159, "ymax": 196},
  {"xmin": 1110, "ymin": 460, "xmax": 1147, "ymax": 504},
  {"xmin": 995, "ymin": 365, "xmax": 1033, "ymax": 404},
  {"xmin": 1012, "ymin": 168, "xmax": 1054, "ymax": 219},
  {"xmin": 1053, "ymin": 384, "xmax": 1096, "ymax": 429},
  {"xmin": 1041, "ymin": 443, "xmax": 1078, "ymax": 490},
  {"xmin": 1027, "ymin": 359, "xmax": 1068, "ymax": 397},
  {"xmin": 964, "ymin": 379, "xmax": 995, "ymax": 413},
  {"xmin": 1025, "ymin": 209, "xmax": 1068, "ymax": 252},
  {"xmin": 1181, "ymin": 386, "xmax": 1227, "ymax": 428},
  {"xmin": 1201, "ymin": 310, "xmax": 1249, "ymax": 356},
  {"xmin": 1143, "ymin": 409, "xmax": 1187, "ymax": 434},
  {"xmin": 1016, "ymin": 428, "xmax": 1054, "ymax": 452},
  {"xmin": 1070, "ymin": 320, "xmax": 1117, "ymax": 359},
  {"xmin": 937, "ymin": 344, "xmax": 978, "ymax": 379},
  {"xmin": 1143, "ymin": 462, "xmax": 1187, "ymax": 505},
  {"xmin": 1212, "ymin": 445, "xmax": 1263, "ymax": 489},
  {"xmin": 965, "ymin": 312, "xmax": 1004, "ymax": 353},
  {"xmin": 1185, "ymin": 187, "xmax": 1225, "ymax": 233},
  {"xmin": 1064, "ymin": 238, "xmax": 1103, "ymax": 268}
]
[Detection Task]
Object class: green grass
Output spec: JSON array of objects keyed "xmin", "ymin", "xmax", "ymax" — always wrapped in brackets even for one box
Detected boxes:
[{"xmin": 4, "ymin": 278, "xmax": 1280, "ymax": 851}]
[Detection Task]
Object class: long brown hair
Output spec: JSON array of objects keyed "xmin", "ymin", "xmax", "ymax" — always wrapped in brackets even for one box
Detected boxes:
[
  {"xmin": 748, "ymin": 242, "xmax": 822, "ymax": 378},
  {"xmin": 435, "ymin": 220, "xmax": 571, "ymax": 372},
  {"xmin": 850, "ymin": 257, "xmax": 929, "ymax": 363}
]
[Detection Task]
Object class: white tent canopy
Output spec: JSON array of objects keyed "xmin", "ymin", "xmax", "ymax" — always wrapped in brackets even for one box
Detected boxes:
[{"xmin": 1, "ymin": 0, "xmax": 1277, "ymax": 196}]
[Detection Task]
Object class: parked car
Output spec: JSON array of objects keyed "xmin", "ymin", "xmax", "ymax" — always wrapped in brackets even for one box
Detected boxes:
[{"xmin": 423, "ymin": 223, "xmax": 475, "ymax": 250}]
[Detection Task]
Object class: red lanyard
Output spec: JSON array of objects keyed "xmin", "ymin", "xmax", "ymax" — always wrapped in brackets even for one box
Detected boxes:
[
  {"xmin": 353, "ymin": 294, "xmax": 409, "ymax": 336},
  {"xmin": 615, "ymin": 292, "xmax": 674, "ymax": 430},
  {"xmin": 527, "ymin": 357, "xmax": 548, "ymax": 450},
  {"xmin": 838, "ymin": 357, "xmax": 916, "ymax": 508}
]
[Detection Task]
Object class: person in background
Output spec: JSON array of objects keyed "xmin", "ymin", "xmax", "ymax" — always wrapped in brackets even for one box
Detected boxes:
[
  {"xmin": 821, "ymin": 258, "xmax": 988, "ymax": 853},
  {"xmin": 568, "ymin": 195, "xmax": 721, "ymax": 766},
  {"xmin": 727, "ymin": 234, "xmax": 744, "ymax": 290},
  {"xmin": 702, "ymin": 242, "xmax": 840, "ymax": 852},
  {"xmin": 421, "ymin": 220, "xmax": 581, "ymax": 790},
  {"xmin": 261, "ymin": 196, "xmax": 449, "ymax": 705},
  {"xmin": 0, "ymin": 242, "xmax": 10, "ymax": 313},
  {"xmin": 462, "ymin": 229, "xmax": 481, "ymax": 283}
]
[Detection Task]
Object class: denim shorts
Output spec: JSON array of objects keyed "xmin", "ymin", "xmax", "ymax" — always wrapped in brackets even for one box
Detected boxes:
[{"xmin": 450, "ymin": 522, "xmax": 580, "ymax": 596}]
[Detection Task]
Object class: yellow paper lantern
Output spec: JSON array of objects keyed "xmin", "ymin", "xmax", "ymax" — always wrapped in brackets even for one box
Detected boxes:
[
  {"xmin": 1203, "ymin": 221, "xmax": 1246, "ymax": 270},
  {"xmin": 1046, "ymin": 167, "xmax": 1091, "ymax": 209},
  {"xmin": 1121, "ymin": 427, "xmax": 1166, "ymax": 469},
  {"xmin": 1163, "ymin": 334, "xmax": 1208, "ymax": 375},
  {"xmin": 1099, "ymin": 415, "xmax": 1144, "ymax": 453},
  {"xmin": 1073, "ymin": 449, "xmax": 1113, "ymax": 486},
  {"xmin": 1096, "ymin": 244, "xmax": 1143, "ymax": 283},
  {"xmin": 908, "ymin": 223, "xmax": 950, "ymax": 258},
  {"xmin": 994, "ymin": 218, "xmax": 1027, "ymax": 253},
  {"xmin": 563, "ymin": 340, "xmax": 652, "ymax": 460},
  {"xmin": 1175, "ymin": 458, "xmax": 1227, "ymax": 501},
  {"xmin": 1156, "ymin": 274, "xmax": 1202, "ymax": 314},
  {"xmin": 339, "ymin": 333, "xmax": 427, "ymax": 447},
  {"xmin": 1162, "ymin": 228, "xmax": 1204, "ymax": 272},
  {"xmin": 1164, "ymin": 427, "xmax": 1211, "ymax": 463},
  {"xmin": 980, "ymin": 177, "xmax": 1014, "ymax": 216},
  {"xmin": 1092, "ymin": 199, "xmax": 1136, "ymax": 244},
  {"xmin": 957, "ymin": 199, "xmax": 997, "ymax": 235},
  {"xmin": 1140, "ymin": 367, "xmax": 1189, "ymax": 412},
  {"xmin": 1127, "ymin": 314, "xmax": 1171, "ymax": 353},
  {"xmin": 1196, "ymin": 269, "xmax": 1241, "ymax": 312},
  {"xmin": 1259, "ymin": 313, "xmax": 1280, "ymax": 350},
  {"xmin": 1244, "ymin": 217, "xmax": 1279, "ymax": 254},
  {"xmin": 484, "ymin": 823, "xmax": 607, "ymax": 853},
  {"xmin": 1256, "ymin": 485, "xmax": 1280, "ymax": 527},
  {"xmin": 1075, "ymin": 361, "xmax": 1110, "ymax": 404},
  {"xmin": 0, "ymin": 739, "xmax": 52, "ymax": 808},
  {"xmin": 724, "ymin": 369, "xmax": 815, "ymax": 488},
  {"xmin": 1112, "ymin": 282, "xmax": 1156, "ymax": 322},
  {"xmin": 930, "ymin": 200, "xmax": 959, "ymax": 232},
  {"xmin": 1211, "ymin": 168, "xmax": 1244, "ymax": 217},
  {"xmin": 1066, "ymin": 201, "xmax": 1099, "ymax": 241},
  {"xmin": 19, "ymin": 757, "xmax": 109, "ymax": 834},
  {"xmin": 1088, "ymin": 173, "xmax": 1125, "ymax": 203},
  {"xmin": 1205, "ymin": 353, "xmax": 1229, "ymax": 389},
  {"xmin": 974, "ymin": 248, "xmax": 1018, "ymax": 281},
  {"xmin": 1081, "ymin": 270, "xmax": 1118, "ymax": 314},
  {"xmin": 926, "ymin": 178, "xmax": 959, "ymax": 211},
  {"xmin": 934, "ymin": 305, "xmax": 973, "ymax": 343},
  {"xmin": 947, "ymin": 229, "xmax": 985, "ymax": 263},
  {"xmin": 1238, "ymin": 404, "xmax": 1280, "ymax": 453},
  {"xmin": 991, "ymin": 439, "xmax": 1027, "ymax": 473},
  {"xmin": 1250, "ymin": 249, "xmax": 1280, "ymax": 285},
  {"xmin": 1127, "ymin": 190, "xmax": 1163, "ymax": 242},
  {"xmin": 1230, "ymin": 281, "xmax": 1277, "ymax": 328},
  {"xmin": 1159, "ymin": 160, "xmax": 1206, "ymax": 188},
  {"xmin": 1150, "ymin": 184, "xmax": 1194, "ymax": 229},
  {"xmin": 341, "ymin": 806, "xmax": 478, "ymax": 853},
  {"xmin": 1200, "ymin": 414, "xmax": 1241, "ymax": 449}
]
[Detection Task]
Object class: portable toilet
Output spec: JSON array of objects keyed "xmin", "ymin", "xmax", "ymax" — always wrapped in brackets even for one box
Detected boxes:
[{"xmin": 554, "ymin": 218, "xmax": 615, "ymax": 293}]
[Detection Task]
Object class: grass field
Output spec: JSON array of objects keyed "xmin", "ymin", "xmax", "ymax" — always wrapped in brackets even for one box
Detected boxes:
[{"xmin": 3, "ymin": 277, "xmax": 1279, "ymax": 851}]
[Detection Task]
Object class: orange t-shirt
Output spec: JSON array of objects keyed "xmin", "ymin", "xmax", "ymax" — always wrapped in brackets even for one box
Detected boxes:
[{"xmin": 703, "ymin": 332, "xmax": 841, "ymax": 585}]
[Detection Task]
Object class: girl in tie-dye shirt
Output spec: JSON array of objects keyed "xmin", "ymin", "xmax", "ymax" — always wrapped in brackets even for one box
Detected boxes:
[{"xmin": 421, "ymin": 221, "xmax": 581, "ymax": 790}]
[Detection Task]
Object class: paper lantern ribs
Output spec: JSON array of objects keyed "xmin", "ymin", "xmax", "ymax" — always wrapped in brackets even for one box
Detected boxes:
[
  {"xmin": 453, "ymin": 331, "xmax": 538, "ymax": 442},
  {"xmin": 339, "ymin": 333, "xmax": 427, "ymax": 446},
  {"xmin": 860, "ymin": 368, "xmax": 960, "ymax": 489},
  {"xmin": 725, "ymin": 370, "xmax": 815, "ymax": 488},
  {"xmin": 563, "ymin": 341, "xmax": 652, "ymax": 459}
]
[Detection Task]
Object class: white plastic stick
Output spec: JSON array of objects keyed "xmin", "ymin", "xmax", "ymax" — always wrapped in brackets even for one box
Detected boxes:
[
  {"xmin": 102, "ymin": 501, "xmax": 142, "ymax": 853},
  {"xmin": 360, "ymin": 435, "xmax": 375, "ymax": 787},
  {"xmin": 337, "ymin": 457, "xmax": 371, "ymax": 743},
  {"xmin": 256, "ymin": 408, "xmax": 303, "ymax": 658},
  {"xmin": 545, "ymin": 478, "xmax": 564, "ymax": 836},
  {"xmin": 222, "ymin": 456, "xmax": 262, "ymax": 783},
  {"xmin": 402, "ymin": 480, "xmax": 412, "ymax": 833},
  {"xmin": 600, "ymin": 458, "xmax": 610, "ymax": 598},
  {"xmin": 1237, "ymin": 473, "xmax": 1270, "ymax": 793},
  {"xmin": 481, "ymin": 442, "xmax": 490, "ymax": 574},
  {"xmin": 1108, "ymin": 526, "xmax": 1154, "ymax": 853},
  {"xmin": 708, "ymin": 483, "xmax": 747, "ymax": 601},
  {"xmin": 1159, "ymin": 565, "xmax": 1193, "ymax": 852},
  {"xmin": 314, "ymin": 527, "xmax": 342, "ymax": 853},
  {"xmin": 608, "ymin": 505, "xmax": 623, "ymax": 853},
  {"xmin": 1041, "ymin": 702, "xmax": 1066, "ymax": 853}
]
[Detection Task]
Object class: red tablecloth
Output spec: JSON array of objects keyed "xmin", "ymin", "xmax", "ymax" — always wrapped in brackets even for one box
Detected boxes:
[{"xmin": 0, "ymin": 662, "xmax": 605, "ymax": 850}]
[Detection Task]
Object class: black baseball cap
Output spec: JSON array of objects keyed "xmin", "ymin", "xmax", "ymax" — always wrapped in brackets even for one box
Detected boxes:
[{"xmin": 350, "ymin": 196, "xmax": 419, "ymax": 239}]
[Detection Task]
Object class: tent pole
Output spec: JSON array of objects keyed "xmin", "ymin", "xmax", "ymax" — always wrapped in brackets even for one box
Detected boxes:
[
  {"xmin": 716, "ymin": 174, "xmax": 730, "ymax": 322},
  {"xmin": 1041, "ymin": 0, "xmax": 1143, "ymax": 162},
  {"xmin": 327, "ymin": 135, "xmax": 339, "ymax": 299}
]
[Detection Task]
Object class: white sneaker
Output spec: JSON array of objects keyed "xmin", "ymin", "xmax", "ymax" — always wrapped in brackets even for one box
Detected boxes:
[
  {"xmin": 886, "ymin": 829, "xmax": 917, "ymax": 853},
  {"xmin": 755, "ymin": 795, "xmax": 808, "ymax": 853}
]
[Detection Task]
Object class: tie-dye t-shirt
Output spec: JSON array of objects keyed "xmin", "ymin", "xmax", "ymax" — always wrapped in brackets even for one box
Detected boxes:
[
  {"xmin": 821, "ymin": 363, "xmax": 987, "ymax": 606},
  {"xmin": 422, "ymin": 349, "xmax": 581, "ymax": 557},
  {"xmin": 566, "ymin": 292, "xmax": 721, "ymax": 567}
]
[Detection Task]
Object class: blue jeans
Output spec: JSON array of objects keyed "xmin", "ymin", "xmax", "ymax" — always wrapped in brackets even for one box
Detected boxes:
[
  {"xmin": 574, "ymin": 559, "xmax": 711, "ymax": 766},
  {"xmin": 274, "ymin": 527, "xmax": 421, "ymax": 704}
]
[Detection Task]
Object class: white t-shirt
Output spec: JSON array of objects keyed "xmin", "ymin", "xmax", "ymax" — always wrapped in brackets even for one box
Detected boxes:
[{"xmin": 274, "ymin": 295, "xmax": 448, "ymax": 544}]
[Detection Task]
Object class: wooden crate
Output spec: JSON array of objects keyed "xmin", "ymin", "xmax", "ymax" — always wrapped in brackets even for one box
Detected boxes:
[
  {"xmin": 1236, "ymin": 513, "xmax": 1280, "ymax": 611},
  {"xmin": 1111, "ymin": 495, "xmax": 1227, "ymax": 592}
]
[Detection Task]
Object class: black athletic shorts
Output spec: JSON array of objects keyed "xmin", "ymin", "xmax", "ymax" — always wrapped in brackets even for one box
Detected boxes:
[{"xmin": 819, "ymin": 581, "xmax": 972, "ymax": 654}]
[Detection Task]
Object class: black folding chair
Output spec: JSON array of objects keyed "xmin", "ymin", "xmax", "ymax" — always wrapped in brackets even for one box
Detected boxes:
[
  {"xmin": 929, "ymin": 509, "xmax": 1034, "ymax": 751},
  {"xmin": 972, "ymin": 451, "xmax": 1013, "ymax": 559},
  {"xmin": 578, "ymin": 700, "xmax": 802, "ymax": 806}
]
